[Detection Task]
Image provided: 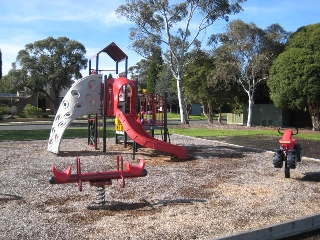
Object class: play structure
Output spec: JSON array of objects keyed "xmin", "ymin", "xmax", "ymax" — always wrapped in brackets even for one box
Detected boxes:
[
  {"xmin": 47, "ymin": 42, "xmax": 187, "ymax": 159},
  {"xmin": 273, "ymin": 127, "xmax": 302, "ymax": 178},
  {"xmin": 48, "ymin": 43, "xmax": 187, "ymax": 204},
  {"xmin": 48, "ymin": 42, "xmax": 187, "ymax": 203}
]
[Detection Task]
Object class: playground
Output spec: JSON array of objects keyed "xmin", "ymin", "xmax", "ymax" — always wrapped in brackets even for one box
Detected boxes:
[
  {"xmin": 1, "ymin": 131, "xmax": 320, "ymax": 239},
  {"xmin": 2, "ymin": 42, "xmax": 320, "ymax": 239}
]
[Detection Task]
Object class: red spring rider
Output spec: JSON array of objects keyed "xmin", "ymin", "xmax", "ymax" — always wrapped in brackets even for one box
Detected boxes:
[{"xmin": 273, "ymin": 127, "xmax": 302, "ymax": 178}]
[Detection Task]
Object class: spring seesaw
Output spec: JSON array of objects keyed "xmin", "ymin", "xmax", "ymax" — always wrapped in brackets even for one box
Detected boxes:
[{"xmin": 49, "ymin": 155, "xmax": 147, "ymax": 204}]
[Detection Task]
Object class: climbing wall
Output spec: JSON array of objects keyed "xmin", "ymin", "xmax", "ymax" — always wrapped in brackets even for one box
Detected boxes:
[{"xmin": 48, "ymin": 74, "xmax": 102, "ymax": 154}]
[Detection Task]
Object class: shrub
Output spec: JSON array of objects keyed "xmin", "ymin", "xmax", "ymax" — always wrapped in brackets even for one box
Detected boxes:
[
  {"xmin": 8, "ymin": 106, "xmax": 18, "ymax": 115},
  {"xmin": 18, "ymin": 113, "xmax": 26, "ymax": 118},
  {"xmin": 0, "ymin": 106, "xmax": 6, "ymax": 116},
  {"xmin": 41, "ymin": 112, "xmax": 49, "ymax": 118},
  {"xmin": 23, "ymin": 104, "xmax": 43, "ymax": 118}
]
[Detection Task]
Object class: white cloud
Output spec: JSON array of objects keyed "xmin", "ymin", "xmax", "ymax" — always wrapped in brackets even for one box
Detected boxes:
[{"xmin": 102, "ymin": 11, "xmax": 131, "ymax": 26}]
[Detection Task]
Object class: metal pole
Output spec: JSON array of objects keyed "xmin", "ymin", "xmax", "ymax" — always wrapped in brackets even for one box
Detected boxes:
[
  {"xmin": 95, "ymin": 114, "xmax": 98, "ymax": 150},
  {"xmin": 116, "ymin": 62, "xmax": 118, "ymax": 75},
  {"xmin": 96, "ymin": 54, "xmax": 99, "ymax": 73},
  {"xmin": 87, "ymin": 114, "xmax": 91, "ymax": 145},
  {"xmin": 136, "ymin": 78, "xmax": 139, "ymax": 113},
  {"xmin": 125, "ymin": 57, "xmax": 128, "ymax": 77},
  {"xmin": 103, "ymin": 77, "xmax": 107, "ymax": 152},
  {"xmin": 164, "ymin": 91, "xmax": 168, "ymax": 142}
]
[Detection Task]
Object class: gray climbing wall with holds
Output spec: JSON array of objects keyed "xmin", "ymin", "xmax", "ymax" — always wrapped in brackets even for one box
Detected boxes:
[{"xmin": 48, "ymin": 74, "xmax": 102, "ymax": 154}]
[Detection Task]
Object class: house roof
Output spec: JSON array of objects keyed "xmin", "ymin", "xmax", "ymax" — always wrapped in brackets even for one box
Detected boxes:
[{"xmin": 0, "ymin": 93, "xmax": 19, "ymax": 100}]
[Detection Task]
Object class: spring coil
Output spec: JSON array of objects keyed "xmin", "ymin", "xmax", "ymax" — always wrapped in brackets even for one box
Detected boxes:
[{"xmin": 95, "ymin": 186, "xmax": 106, "ymax": 205}]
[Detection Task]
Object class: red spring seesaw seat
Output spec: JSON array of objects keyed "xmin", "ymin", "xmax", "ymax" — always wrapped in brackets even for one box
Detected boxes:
[{"xmin": 49, "ymin": 155, "xmax": 147, "ymax": 187}]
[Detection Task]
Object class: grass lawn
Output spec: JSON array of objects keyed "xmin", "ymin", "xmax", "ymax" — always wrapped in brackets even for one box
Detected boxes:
[
  {"xmin": 1, "ymin": 125, "xmax": 319, "ymax": 142},
  {"xmin": 169, "ymin": 128, "xmax": 320, "ymax": 141},
  {"xmin": 0, "ymin": 113, "xmax": 319, "ymax": 141},
  {"xmin": 0, "ymin": 128, "xmax": 116, "ymax": 141}
]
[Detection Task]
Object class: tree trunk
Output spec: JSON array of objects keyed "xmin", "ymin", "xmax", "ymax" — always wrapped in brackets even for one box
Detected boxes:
[
  {"xmin": 177, "ymin": 78, "xmax": 188, "ymax": 124},
  {"xmin": 247, "ymin": 97, "xmax": 253, "ymax": 127},
  {"xmin": 217, "ymin": 106, "xmax": 222, "ymax": 123},
  {"xmin": 201, "ymin": 102, "xmax": 212, "ymax": 123},
  {"xmin": 208, "ymin": 105, "xmax": 214, "ymax": 124},
  {"xmin": 309, "ymin": 102, "xmax": 320, "ymax": 131}
]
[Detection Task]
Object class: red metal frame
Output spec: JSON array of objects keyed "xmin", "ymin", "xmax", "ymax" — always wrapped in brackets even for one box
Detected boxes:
[{"xmin": 138, "ymin": 92, "xmax": 165, "ymax": 126}]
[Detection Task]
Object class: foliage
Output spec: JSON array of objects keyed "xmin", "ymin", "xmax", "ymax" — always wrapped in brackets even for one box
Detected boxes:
[
  {"xmin": 0, "ymin": 106, "xmax": 6, "ymax": 116},
  {"xmin": 147, "ymin": 50, "xmax": 162, "ymax": 93},
  {"xmin": 155, "ymin": 65, "xmax": 178, "ymax": 110},
  {"xmin": 184, "ymin": 51, "xmax": 216, "ymax": 122},
  {"xmin": 0, "ymin": 106, "xmax": 18, "ymax": 117},
  {"xmin": 128, "ymin": 59, "xmax": 149, "ymax": 91},
  {"xmin": 6, "ymin": 36, "xmax": 87, "ymax": 113},
  {"xmin": 117, "ymin": 0, "xmax": 246, "ymax": 124},
  {"xmin": 129, "ymin": 55, "xmax": 178, "ymax": 109},
  {"xmin": 0, "ymin": 74, "xmax": 19, "ymax": 93},
  {"xmin": 7, "ymin": 106, "xmax": 18, "ymax": 115},
  {"xmin": 23, "ymin": 104, "xmax": 43, "ymax": 118},
  {"xmin": 209, "ymin": 20, "xmax": 289, "ymax": 127},
  {"xmin": 268, "ymin": 23, "xmax": 320, "ymax": 131}
]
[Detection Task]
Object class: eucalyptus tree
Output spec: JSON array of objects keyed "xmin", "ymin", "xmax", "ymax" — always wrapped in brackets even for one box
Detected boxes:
[
  {"xmin": 7, "ymin": 36, "xmax": 87, "ymax": 113},
  {"xmin": 184, "ymin": 49, "xmax": 240, "ymax": 123},
  {"xmin": 116, "ymin": 0, "xmax": 245, "ymax": 124},
  {"xmin": 146, "ymin": 47, "xmax": 163, "ymax": 93},
  {"xmin": 0, "ymin": 68, "xmax": 20, "ymax": 94},
  {"xmin": 184, "ymin": 52, "xmax": 216, "ymax": 123},
  {"xmin": 128, "ymin": 59, "xmax": 149, "ymax": 92},
  {"xmin": 209, "ymin": 20, "xmax": 289, "ymax": 126},
  {"xmin": 268, "ymin": 23, "xmax": 320, "ymax": 131},
  {"xmin": 155, "ymin": 64, "xmax": 178, "ymax": 113}
]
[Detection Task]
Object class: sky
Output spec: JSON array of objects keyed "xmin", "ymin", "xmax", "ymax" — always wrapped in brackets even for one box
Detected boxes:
[{"xmin": 0, "ymin": 0, "xmax": 319, "ymax": 78}]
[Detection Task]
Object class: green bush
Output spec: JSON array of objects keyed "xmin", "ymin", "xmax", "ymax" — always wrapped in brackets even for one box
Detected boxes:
[
  {"xmin": 8, "ymin": 106, "xmax": 18, "ymax": 115},
  {"xmin": 41, "ymin": 112, "xmax": 49, "ymax": 118},
  {"xmin": 23, "ymin": 104, "xmax": 43, "ymax": 118},
  {"xmin": 0, "ymin": 106, "xmax": 6, "ymax": 116}
]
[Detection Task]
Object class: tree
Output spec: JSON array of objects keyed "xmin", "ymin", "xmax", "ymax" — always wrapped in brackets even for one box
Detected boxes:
[
  {"xmin": 208, "ymin": 47, "xmax": 245, "ymax": 122},
  {"xmin": 156, "ymin": 64, "xmax": 178, "ymax": 113},
  {"xmin": 0, "ymin": 69, "xmax": 19, "ymax": 94},
  {"xmin": 8, "ymin": 36, "xmax": 87, "ymax": 113},
  {"xmin": 184, "ymin": 50, "xmax": 239, "ymax": 123},
  {"xmin": 117, "ymin": 0, "xmax": 245, "ymax": 124},
  {"xmin": 209, "ymin": 20, "xmax": 289, "ymax": 126},
  {"xmin": 268, "ymin": 23, "xmax": 320, "ymax": 131},
  {"xmin": 128, "ymin": 59, "xmax": 150, "ymax": 92},
  {"xmin": 184, "ymin": 52, "xmax": 215, "ymax": 123},
  {"xmin": 147, "ymin": 48, "xmax": 163, "ymax": 93}
]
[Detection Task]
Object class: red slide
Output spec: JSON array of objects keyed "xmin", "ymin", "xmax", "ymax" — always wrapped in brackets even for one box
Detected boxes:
[{"xmin": 115, "ymin": 109, "xmax": 187, "ymax": 159}]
